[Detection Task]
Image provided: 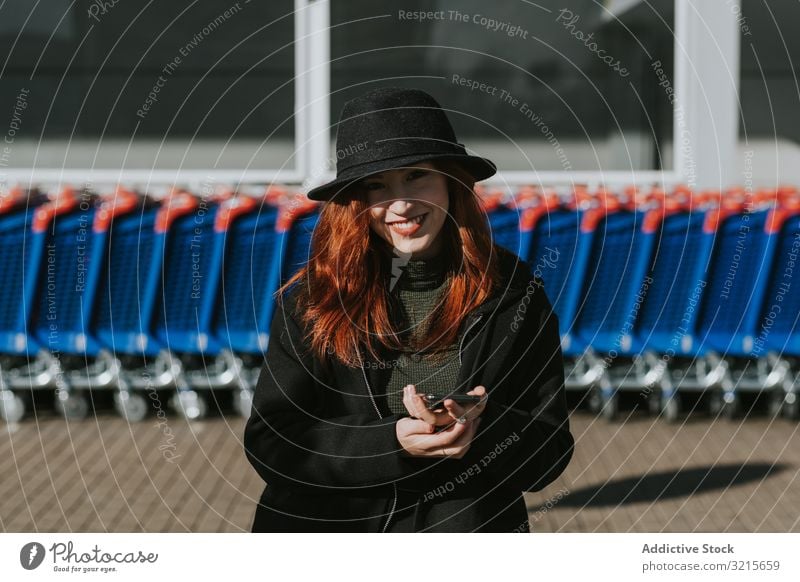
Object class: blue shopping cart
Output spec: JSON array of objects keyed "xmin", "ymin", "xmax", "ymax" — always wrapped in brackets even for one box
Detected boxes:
[
  {"xmin": 695, "ymin": 197, "xmax": 782, "ymax": 418},
  {"xmin": 526, "ymin": 191, "xmax": 582, "ymax": 333},
  {"xmin": 533, "ymin": 191, "xmax": 622, "ymax": 405},
  {"xmin": 759, "ymin": 196, "xmax": 800, "ymax": 418},
  {"xmin": 147, "ymin": 189, "xmax": 236, "ymax": 420},
  {"xmin": 0, "ymin": 187, "xmax": 50, "ymax": 422},
  {"xmin": 719, "ymin": 195, "xmax": 800, "ymax": 419},
  {"xmin": 276, "ymin": 195, "xmax": 321, "ymax": 286},
  {"xmin": 90, "ymin": 188, "xmax": 174, "ymax": 421},
  {"xmin": 628, "ymin": 196, "xmax": 717, "ymax": 421},
  {"xmin": 482, "ymin": 189, "xmax": 529, "ymax": 261},
  {"xmin": 211, "ymin": 190, "xmax": 288, "ymax": 417},
  {"xmin": 29, "ymin": 187, "xmax": 131, "ymax": 419},
  {"xmin": 566, "ymin": 193, "xmax": 652, "ymax": 419}
]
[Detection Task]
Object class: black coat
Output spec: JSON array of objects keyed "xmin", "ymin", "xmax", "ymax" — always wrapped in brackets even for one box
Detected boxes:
[{"xmin": 243, "ymin": 247, "xmax": 575, "ymax": 532}]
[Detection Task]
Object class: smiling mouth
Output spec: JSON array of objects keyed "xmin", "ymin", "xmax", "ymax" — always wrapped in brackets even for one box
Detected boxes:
[
  {"xmin": 387, "ymin": 213, "xmax": 427, "ymax": 225},
  {"xmin": 387, "ymin": 212, "xmax": 428, "ymax": 235}
]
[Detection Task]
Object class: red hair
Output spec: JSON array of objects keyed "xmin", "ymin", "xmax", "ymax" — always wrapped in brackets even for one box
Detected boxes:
[{"xmin": 277, "ymin": 160, "xmax": 502, "ymax": 368}]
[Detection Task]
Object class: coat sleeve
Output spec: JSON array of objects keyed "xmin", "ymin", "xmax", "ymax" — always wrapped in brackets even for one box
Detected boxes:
[
  {"xmin": 459, "ymin": 279, "xmax": 574, "ymax": 493},
  {"xmin": 243, "ymin": 296, "xmax": 422, "ymax": 492}
]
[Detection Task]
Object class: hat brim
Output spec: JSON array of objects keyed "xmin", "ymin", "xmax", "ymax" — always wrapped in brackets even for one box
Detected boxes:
[{"xmin": 305, "ymin": 152, "xmax": 497, "ymax": 202}]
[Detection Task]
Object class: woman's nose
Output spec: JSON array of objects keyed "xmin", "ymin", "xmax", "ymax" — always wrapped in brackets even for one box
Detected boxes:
[{"xmin": 387, "ymin": 197, "xmax": 414, "ymax": 212}]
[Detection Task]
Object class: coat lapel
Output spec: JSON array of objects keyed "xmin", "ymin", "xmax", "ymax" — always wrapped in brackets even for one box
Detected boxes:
[{"xmin": 456, "ymin": 284, "xmax": 526, "ymax": 394}]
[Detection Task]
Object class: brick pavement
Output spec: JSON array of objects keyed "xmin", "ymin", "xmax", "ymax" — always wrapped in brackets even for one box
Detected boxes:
[{"xmin": 1, "ymin": 409, "xmax": 797, "ymax": 532}]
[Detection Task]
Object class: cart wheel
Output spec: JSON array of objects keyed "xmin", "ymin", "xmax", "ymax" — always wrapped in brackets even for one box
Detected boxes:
[
  {"xmin": 587, "ymin": 387, "xmax": 603, "ymax": 413},
  {"xmin": 767, "ymin": 391, "xmax": 785, "ymax": 418},
  {"xmin": 708, "ymin": 390, "xmax": 723, "ymax": 416},
  {"xmin": 233, "ymin": 390, "xmax": 253, "ymax": 419},
  {"xmin": 173, "ymin": 390, "xmax": 207, "ymax": 420},
  {"xmin": 720, "ymin": 393, "xmax": 740, "ymax": 420},
  {"xmin": 54, "ymin": 392, "xmax": 89, "ymax": 420},
  {"xmin": 647, "ymin": 391, "xmax": 662, "ymax": 416},
  {"xmin": 601, "ymin": 393, "xmax": 618, "ymax": 421},
  {"xmin": 783, "ymin": 394, "xmax": 799, "ymax": 420},
  {"xmin": 662, "ymin": 397, "xmax": 680, "ymax": 423},
  {"xmin": 114, "ymin": 392, "xmax": 149, "ymax": 422},
  {"xmin": 0, "ymin": 391, "xmax": 25, "ymax": 423}
]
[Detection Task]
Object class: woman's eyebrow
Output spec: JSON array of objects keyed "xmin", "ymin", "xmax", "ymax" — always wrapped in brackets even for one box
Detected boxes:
[{"xmin": 362, "ymin": 167, "xmax": 421, "ymax": 183}]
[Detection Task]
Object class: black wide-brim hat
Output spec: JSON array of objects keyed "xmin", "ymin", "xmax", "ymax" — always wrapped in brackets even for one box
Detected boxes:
[{"xmin": 306, "ymin": 87, "xmax": 497, "ymax": 202}]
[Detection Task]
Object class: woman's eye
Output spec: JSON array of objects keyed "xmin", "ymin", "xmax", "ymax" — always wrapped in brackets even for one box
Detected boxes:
[
  {"xmin": 362, "ymin": 181, "xmax": 384, "ymax": 191},
  {"xmin": 407, "ymin": 170, "xmax": 428, "ymax": 180}
]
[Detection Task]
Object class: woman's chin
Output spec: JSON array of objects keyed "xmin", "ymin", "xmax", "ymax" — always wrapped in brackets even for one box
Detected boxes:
[{"xmin": 391, "ymin": 238, "xmax": 433, "ymax": 257}]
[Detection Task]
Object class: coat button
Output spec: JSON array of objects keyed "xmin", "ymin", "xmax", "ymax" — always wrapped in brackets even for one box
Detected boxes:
[{"xmin": 410, "ymin": 353, "xmax": 422, "ymax": 362}]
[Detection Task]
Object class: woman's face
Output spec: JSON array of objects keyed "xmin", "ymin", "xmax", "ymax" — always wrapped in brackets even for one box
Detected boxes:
[{"xmin": 363, "ymin": 161, "xmax": 449, "ymax": 260}]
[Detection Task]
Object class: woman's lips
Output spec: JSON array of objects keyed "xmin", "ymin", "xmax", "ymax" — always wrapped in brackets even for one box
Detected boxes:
[{"xmin": 388, "ymin": 212, "xmax": 427, "ymax": 236}]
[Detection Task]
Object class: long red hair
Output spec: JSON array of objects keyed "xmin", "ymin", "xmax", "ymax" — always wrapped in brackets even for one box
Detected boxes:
[{"xmin": 277, "ymin": 160, "xmax": 502, "ymax": 368}]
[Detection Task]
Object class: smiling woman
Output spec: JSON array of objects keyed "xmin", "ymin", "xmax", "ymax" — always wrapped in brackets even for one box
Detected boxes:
[
  {"xmin": 242, "ymin": 87, "xmax": 574, "ymax": 533},
  {"xmin": 362, "ymin": 163, "xmax": 450, "ymax": 260}
]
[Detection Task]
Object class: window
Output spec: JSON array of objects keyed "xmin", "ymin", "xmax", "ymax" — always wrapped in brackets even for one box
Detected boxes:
[
  {"xmin": 329, "ymin": 0, "xmax": 676, "ymax": 174},
  {"xmin": 0, "ymin": 0, "xmax": 295, "ymax": 178}
]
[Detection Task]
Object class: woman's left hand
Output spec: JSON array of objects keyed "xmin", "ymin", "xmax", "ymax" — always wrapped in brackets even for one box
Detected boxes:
[{"xmin": 443, "ymin": 386, "xmax": 488, "ymax": 425}]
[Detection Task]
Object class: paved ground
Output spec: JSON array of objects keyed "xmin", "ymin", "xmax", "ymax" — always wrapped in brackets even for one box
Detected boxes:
[
  {"xmin": 535, "ymin": 408, "xmax": 800, "ymax": 532},
  {"xmin": 1, "ymin": 403, "xmax": 798, "ymax": 532}
]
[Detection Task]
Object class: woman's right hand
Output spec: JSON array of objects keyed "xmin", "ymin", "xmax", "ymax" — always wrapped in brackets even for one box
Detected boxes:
[{"xmin": 395, "ymin": 416, "xmax": 481, "ymax": 459}]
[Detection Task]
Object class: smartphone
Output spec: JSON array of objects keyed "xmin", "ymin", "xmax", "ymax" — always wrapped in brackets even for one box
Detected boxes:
[{"xmin": 422, "ymin": 393, "xmax": 482, "ymax": 411}]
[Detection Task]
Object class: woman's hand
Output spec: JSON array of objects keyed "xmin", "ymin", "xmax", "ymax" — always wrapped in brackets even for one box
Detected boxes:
[
  {"xmin": 396, "ymin": 416, "xmax": 481, "ymax": 459},
  {"xmin": 402, "ymin": 384, "xmax": 488, "ymax": 427},
  {"xmin": 442, "ymin": 385, "xmax": 488, "ymax": 424},
  {"xmin": 402, "ymin": 384, "xmax": 455, "ymax": 427},
  {"xmin": 396, "ymin": 384, "xmax": 488, "ymax": 458}
]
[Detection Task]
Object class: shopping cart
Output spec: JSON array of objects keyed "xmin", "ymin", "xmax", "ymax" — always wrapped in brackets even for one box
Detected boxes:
[
  {"xmin": 526, "ymin": 190, "xmax": 581, "ymax": 333},
  {"xmin": 632, "ymin": 193, "xmax": 757, "ymax": 420},
  {"xmin": 0, "ymin": 187, "xmax": 51, "ymax": 422},
  {"xmin": 277, "ymin": 194, "xmax": 321, "ymax": 285},
  {"xmin": 213, "ymin": 193, "xmax": 321, "ymax": 417},
  {"xmin": 90, "ymin": 188, "xmax": 177, "ymax": 421},
  {"xmin": 542, "ymin": 191, "xmax": 624, "ymax": 404},
  {"xmin": 149, "ymin": 189, "xmax": 235, "ymax": 420},
  {"xmin": 482, "ymin": 189, "xmax": 529, "ymax": 261},
  {"xmin": 627, "ymin": 195, "xmax": 713, "ymax": 421},
  {"xmin": 567, "ymin": 192, "xmax": 651, "ymax": 420},
  {"xmin": 211, "ymin": 189, "xmax": 287, "ymax": 417},
  {"xmin": 26, "ymin": 187, "xmax": 120, "ymax": 419},
  {"xmin": 745, "ymin": 195, "xmax": 800, "ymax": 419},
  {"xmin": 697, "ymin": 197, "xmax": 784, "ymax": 418},
  {"xmin": 513, "ymin": 187, "xmax": 560, "ymax": 267}
]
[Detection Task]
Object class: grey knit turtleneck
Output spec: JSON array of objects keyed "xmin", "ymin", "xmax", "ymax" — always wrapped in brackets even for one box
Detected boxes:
[{"xmin": 379, "ymin": 257, "xmax": 464, "ymax": 415}]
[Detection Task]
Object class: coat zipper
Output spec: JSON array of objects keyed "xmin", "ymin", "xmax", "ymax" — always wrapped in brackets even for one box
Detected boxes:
[
  {"xmin": 357, "ymin": 345, "xmax": 398, "ymax": 533},
  {"xmin": 358, "ymin": 312, "xmax": 483, "ymax": 533},
  {"xmin": 459, "ymin": 314, "xmax": 483, "ymax": 365}
]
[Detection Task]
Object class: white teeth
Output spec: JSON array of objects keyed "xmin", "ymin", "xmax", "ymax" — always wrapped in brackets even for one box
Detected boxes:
[{"xmin": 391, "ymin": 214, "xmax": 425, "ymax": 228}]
